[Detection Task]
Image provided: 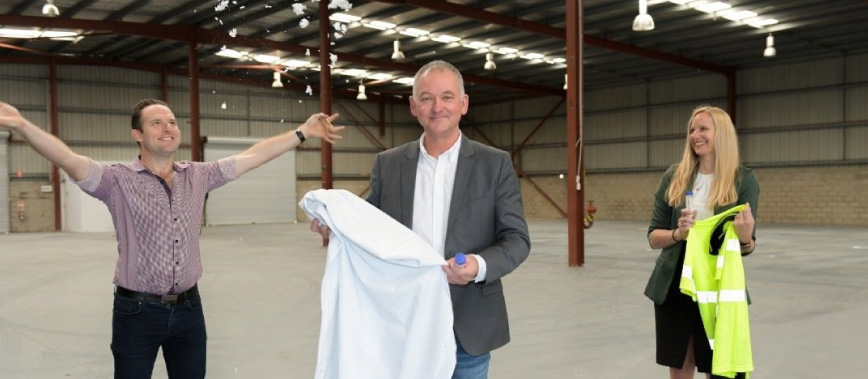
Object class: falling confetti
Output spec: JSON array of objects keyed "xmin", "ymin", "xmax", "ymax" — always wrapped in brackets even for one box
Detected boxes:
[
  {"xmin": 329, "ymin": 53, "xmax": 337, "ymax": 66},
  {"xmin": 240, "ymin": 5, "xmax": 245, "ymax": 9},
  {"xmin": 334, "ymin": 32, "xmax": 343, "ymax": 39},
  {"xmin": 228, "ymin": 28, "xmax": 237, "ymax": 37},
  {"xmin": 221, "ymin": 101, "xmax": 227, "ymax": 109},
  {"xmin": 219, "ymin": 20, "xmax": 224, "ymax": 25},
  {"xmin": 280, "ymin": 119, "xmax": 284, "ymax": 123},
  {"xmin": 328, "ymin": 0, "xmax": 352, "ymax": 11},
  {"xmin": 292, "ymin": 3, "xmax": 306, "ymax": 15},
  {"xmin": 215, "ymin": 1, "xmax": 230, "ymax": 12},
  {"xmin": 299, "ymin": 18, "xmax": 310, "ymax": 28},
  {"xmin": 265, "ymin": 3, "xmax": 272, "ymax": 8},
  {"xmin": 305, "ymin": 85, "xmax": 313, "ymax": 96},
  {"xmin": 305, "ymin": 48, "xmax": 310, "ymax": 56}
]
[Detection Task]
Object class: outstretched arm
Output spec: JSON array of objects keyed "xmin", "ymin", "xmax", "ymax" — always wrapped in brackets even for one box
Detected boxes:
[
  {"xmin": 235, "ymin": 113, "xmax": 345, "ymax": 177},
  {"xmin": 0, "ymin": 102, "xmax": 90, "ymax": 181}
]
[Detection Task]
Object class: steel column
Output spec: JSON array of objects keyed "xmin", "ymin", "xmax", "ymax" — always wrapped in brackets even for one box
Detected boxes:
[
  {"xmin": 188, "ymin": 38, "xmax": 201, "ymax": 161},
  {"xmin": 379, "ymin": 96, "xmax": 386, "ymax": 137},
  {"xmin": 566, "ymin": 0, "xmax": 585, "ymax": 267},
  {"xmin": 727, "ymin": 72, "xmax": 737, "ymax": 124},
  {"xmin": 319, "ymin": 0, "xmax": 333, "ymax": 190},
  {"xmin": 161, "ymin": 68, "xmax": 169, "ymax": 102}
]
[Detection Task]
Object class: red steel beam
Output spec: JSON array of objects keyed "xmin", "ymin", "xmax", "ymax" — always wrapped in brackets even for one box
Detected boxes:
[
  {"xmin": 511, "ymin": 96, "xmax": 565, "ymax": 159},
  {"xmin": 0, "ymin": 55, "xmax": 406, "ymax": 104},
  {"xmin": 566, "ymin": 0, "xmax": 585, "ymax": 266},
  {"xmin": 0, "ymin": 15, "xmax": 561, "ymax": 96},
  {"xmin": 378, "ymin": 96, "xmax": 386, "ymax": 137},
  {"xmin": 371, "ymin": 0, "xmax": 735, "ymax": 76},
  {"xmin": 319, "ymin": 0, "xmax": 333, "ymax": 192},
  {"xmin": 160, "ymin": 68, "xmax": 169, "ymax": 103},
  {"xmin": 514, "ymin": 166, "xmax": 568, "ymax": 218},
  {"xmin": 188, "ymin": 39, "xmax": 201, "ymax": 162},
  {"xmin": 334, "ymin": 102, "xmax": 388, "ymax": 151},
  {"xmin": 468, "ymin": 124, "xmax": 567, "ymax": 218}
]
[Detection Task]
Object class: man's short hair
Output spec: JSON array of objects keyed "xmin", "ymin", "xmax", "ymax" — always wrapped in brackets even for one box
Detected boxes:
[
  {"xmin": 131, "ymin": 99, "xmax": 168, "ymax": 131},
  {"xmin": 413, "ymin": 60, "xmax": 465, "ymax": 98}
]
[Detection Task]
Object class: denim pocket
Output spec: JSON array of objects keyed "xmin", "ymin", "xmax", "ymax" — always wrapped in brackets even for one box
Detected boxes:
[
  {"xmin": 186, "ymin": 296, "xmax": 203, "ymax": 310},
  {"xmin": 113, "ymin": 297, "xmax": 142, "ymax": 315}
]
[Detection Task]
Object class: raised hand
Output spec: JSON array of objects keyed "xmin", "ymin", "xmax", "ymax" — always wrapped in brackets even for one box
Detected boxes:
[{"xmin": 299, "ymin": 113, "xmax": 346, "ymax": 144}]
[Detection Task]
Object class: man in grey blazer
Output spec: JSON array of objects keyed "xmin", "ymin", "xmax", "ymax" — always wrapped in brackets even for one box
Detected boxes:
[{"xmin": 314, "ymin": 60, "xmax": 530, "ymax": 378}]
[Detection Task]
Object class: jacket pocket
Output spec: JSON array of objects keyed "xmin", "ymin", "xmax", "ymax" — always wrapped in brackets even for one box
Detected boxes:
[{"xmin": 480, "ymin": 280, "xmax": 503, "ymax": 296}]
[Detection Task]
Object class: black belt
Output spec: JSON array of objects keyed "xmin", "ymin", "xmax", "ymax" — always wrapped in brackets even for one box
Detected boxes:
[{"xmin": 115, "ymin": 284, "xmax": 199, "ymax": 304}]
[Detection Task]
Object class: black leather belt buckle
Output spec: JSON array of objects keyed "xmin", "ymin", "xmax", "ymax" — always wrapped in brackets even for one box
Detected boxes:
[{"xmin": 160, "ymin": 294, "xmax": 179, "ymax": 304}]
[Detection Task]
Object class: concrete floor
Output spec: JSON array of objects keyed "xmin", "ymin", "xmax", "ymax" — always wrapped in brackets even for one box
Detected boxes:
[{"xmin": 1, "ymin": 219, "xmax": 866, "ymax": 378}]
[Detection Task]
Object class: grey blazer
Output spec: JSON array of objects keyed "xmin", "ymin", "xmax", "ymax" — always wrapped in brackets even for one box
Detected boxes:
[{"xmin": 366, "ymin": 135, "xmax": 531, "ymax": 355}]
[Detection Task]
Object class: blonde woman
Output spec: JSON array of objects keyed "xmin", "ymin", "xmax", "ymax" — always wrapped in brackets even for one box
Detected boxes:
[{"xmin": 646, "ymin": 105, "xmax": 758, "ymax": 379}]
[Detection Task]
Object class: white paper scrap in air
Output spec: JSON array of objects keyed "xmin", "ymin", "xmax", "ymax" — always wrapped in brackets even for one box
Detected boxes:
[{"xmin": 292, "ymin": 3, "xmax": 306, "ymax": 15}]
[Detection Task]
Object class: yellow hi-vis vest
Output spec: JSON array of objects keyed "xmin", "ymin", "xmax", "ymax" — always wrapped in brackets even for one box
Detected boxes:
[{"xmin": 680, "ymin": 205, "xmax": 754, "ymax": 378}]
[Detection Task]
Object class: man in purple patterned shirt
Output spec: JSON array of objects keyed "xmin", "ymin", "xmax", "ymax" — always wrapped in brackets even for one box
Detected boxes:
[{"xmin": 0, "ymin": 99, "xmax": 344, "ymax": 378}]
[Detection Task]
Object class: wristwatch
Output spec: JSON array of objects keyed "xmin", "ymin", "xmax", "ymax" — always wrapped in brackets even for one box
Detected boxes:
[{"xmin": 295, "ymin": 128, "xmax": 306, "ymax": 144}]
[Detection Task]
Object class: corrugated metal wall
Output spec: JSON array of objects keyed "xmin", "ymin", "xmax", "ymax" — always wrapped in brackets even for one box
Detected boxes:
[
  {"xmin": 4, "ymin": 51, "xmax": 866, "ymax": 196},
  {"xmin": 471, "ymin": 52, "xmax": 868, "ymax": 174}
]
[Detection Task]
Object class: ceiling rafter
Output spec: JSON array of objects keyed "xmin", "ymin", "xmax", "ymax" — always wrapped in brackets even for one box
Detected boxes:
[{"xmin": 0, "ymin": 14, "xmax": 562, "ymax": 96}]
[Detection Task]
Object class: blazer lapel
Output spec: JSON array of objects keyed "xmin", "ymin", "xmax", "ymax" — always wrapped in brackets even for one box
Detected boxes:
[
  {"xmin": 446, "ymin": 136, "xmax": 475, "ymax": 237},
  {"xmin": 400, "ymin": 141, "xmax": 419, "ymax": 229}
]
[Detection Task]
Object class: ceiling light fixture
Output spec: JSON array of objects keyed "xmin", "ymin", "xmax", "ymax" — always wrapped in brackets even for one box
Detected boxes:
[
  {"xmin": 42, "ymin": 0, "xmax": 60, "ymax": 17},
  {"xmin": 432, "ymin": 35, "xmax": 461, "ymax": 43},
  {"xmin": 329, "ymin": 13, "xmax": 361, "ymax": 24},
  {"xmin": 271, "ymin": 72, "xmax": 283, "ymax": 88},
  {"xmin": 357, "ymin": 80, "xmax": 367, "ymax": 100},
  {"xmin": 484, "ymin": 52, "xmax": 496, "ymax": 70},
  {"xmin": 695, "ymin": 1, "xmax": 731, "ymax": 14},
  {"xmin": 763, "ymin": 33, "xmax": 776, "ymax": 58},
  {"xmin": 632, "ymin": 0, "xmax": 655, "ymax": 32},
  {"xmin": 748, "ymin": 18, "xmax": 778, "ymax": 28},
  {"xmin": 363, "ymin": 21, "xmax": 396, "ymax": 31},
  {"xmin": 400, "ymin": 28, "xmax": 430, "ymax": 38},
  {"xmin": 391, "ymin": 40, "xmax": 405, "ymax": 61}
]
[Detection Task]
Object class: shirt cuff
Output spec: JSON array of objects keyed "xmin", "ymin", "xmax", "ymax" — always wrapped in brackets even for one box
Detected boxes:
[
  {"xmin": 473, "ymin": 254, "xmax": 487, "ymax": 283},
  {"xmin": 74, "ymin": 159, "xmax": 103, "ymax": 193},
  {"xmin": 218, "ymin": 155, "xmax": 239, "ymax": 181}
]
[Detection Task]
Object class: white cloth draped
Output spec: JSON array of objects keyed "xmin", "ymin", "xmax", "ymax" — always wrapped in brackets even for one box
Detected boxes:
[{"xmin": 300, "ymin": 189, "xmax": 456, "ymax": 379}]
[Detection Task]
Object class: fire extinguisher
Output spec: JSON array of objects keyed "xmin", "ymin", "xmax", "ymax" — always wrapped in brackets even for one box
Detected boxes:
[{"xmin": 16, "ymin": 200, "xmax": 26, "ymax": 221}]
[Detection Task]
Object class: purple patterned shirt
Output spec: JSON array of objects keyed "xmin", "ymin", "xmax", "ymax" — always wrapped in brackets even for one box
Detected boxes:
[{"xmin": 76, "ymin": 157, "xmax": 237, "ymax": 295}]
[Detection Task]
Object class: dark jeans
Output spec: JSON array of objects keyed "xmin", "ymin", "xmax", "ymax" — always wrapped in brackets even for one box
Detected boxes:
[{"xmin": 111, "ymin": 293, "xmax": 207, "ymax": 379}]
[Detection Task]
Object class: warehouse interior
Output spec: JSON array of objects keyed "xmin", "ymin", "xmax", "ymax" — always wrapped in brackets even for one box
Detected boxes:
[{"xmin": 1, "ymin": 0, "xmax": 867, "ymax": 378}]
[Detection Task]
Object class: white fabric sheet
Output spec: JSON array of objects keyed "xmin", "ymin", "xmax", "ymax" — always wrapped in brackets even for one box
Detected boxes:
[{"xmin": 300, "ymin": 189, "xmax": 456, "ymax": 379}]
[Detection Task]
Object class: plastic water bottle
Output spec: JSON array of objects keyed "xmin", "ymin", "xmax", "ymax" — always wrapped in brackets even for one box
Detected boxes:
[
  {"xmin": 455, "ymin": 252, "xmax": 467, "ymax": 267},
  {"xmin": 685, "ymin": 191, "xmax": 694, "ymax": 211}
]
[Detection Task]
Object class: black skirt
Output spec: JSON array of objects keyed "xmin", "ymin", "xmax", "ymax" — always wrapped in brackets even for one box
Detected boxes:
[{"xmin": 654, "ymin": 247, "xmax": 746, "ymax": 379}]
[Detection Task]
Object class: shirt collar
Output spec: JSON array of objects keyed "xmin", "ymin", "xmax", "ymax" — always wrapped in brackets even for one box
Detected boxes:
[
  {"xmin": 131, "ymin": 156, "xmax": 190, "ymax": 173},
  {"xmin": 418, "ymin": 132, "xmax": 462, "ymax": 164}
]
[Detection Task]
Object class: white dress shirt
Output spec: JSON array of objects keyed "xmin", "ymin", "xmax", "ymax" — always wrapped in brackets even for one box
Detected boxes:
[{"xmin": 413, "ymin": 133, "xmax": 488, "ymax": 282}]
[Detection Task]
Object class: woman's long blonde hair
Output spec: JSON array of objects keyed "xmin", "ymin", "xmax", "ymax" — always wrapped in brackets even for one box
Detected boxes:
[{"xmin": 666, "ymin": 105, "xmax": 740, "ymax": 208}]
